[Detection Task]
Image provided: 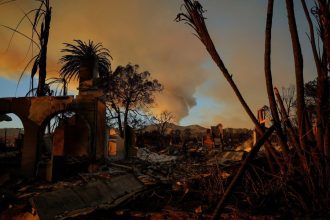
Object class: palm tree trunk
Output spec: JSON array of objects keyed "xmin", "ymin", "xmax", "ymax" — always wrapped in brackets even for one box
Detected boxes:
[
  {"xmin": 285, "ymin": 0, "xmax": 307, "ymax": 150},
  {"xmin": 264, "ymin": 0, "xmax": 290, "ymax": 163},
  {"xmin": 37, "ymin": 2, "xmax": 51, "ymax": 96}
]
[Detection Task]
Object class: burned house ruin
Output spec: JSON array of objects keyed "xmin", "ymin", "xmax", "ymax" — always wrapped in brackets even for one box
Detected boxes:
[{"xmin": 0, "ymin": 62, "xmax": 106, "ymax": 180}]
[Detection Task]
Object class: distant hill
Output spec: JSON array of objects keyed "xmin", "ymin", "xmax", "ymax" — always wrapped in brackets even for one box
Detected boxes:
[
  {"xmin": 168, "ymin": 123, "xmax": 208, "ymax": 136},
  {"xmin": 143, "ymin": 123, "xmax": 252, "ymax": 137},
  {"xmin": 143, "ymin": 123, "xmax": 208, "ymax": 136}
]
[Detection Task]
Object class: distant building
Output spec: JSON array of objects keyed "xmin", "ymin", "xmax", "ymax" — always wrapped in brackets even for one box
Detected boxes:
[
  {"xmin": 211, "ymin": 123, "xmax": 224, "ymax": 150},
  {"xmin": 203, "ymin": 129, "xmax": 214, "ymax": 150}
]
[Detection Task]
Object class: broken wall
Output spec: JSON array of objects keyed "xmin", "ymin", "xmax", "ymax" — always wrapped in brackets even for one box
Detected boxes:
[
  {"xmin": 52, "ymin": 115, "xmax": 90, "ymax": 156},
  {"xmin": 0, "ymin": 96, "xmax": 106, "ymax": 177}
]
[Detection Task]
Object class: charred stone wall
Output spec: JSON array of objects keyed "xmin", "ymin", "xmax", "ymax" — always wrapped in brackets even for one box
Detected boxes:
[{"xmin": 0, "ymin": 95, "xmax": 106, "ymax": 177}]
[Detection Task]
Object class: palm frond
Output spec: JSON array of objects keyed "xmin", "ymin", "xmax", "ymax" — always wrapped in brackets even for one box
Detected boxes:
[
  {"xmin": 59, "ymin": 39, "xmax": 112, "ymax": 82},
  {"xmin": 1, "ymin": 24, "xmax": 40, "ymax": 49},
  {"xmin": 15, "ymin": 54, "xmax": 39, "ymax": 96},
  {"xmin": 0, "ymin": 0, "xmax": 15, "ymax": 6}
]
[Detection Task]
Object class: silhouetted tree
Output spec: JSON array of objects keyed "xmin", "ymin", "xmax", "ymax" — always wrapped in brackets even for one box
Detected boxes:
[
  {"xmin": 153, "ymin": 111, "xmax": 174, "ymax": 137},
  {"xmin": 304, "ymin": 77, "xmax": 330, "ymax": 117},
  {"xmin": 281, "ymin": 85, "xmax": 296, "ymax": 117},
  {"xmin": 128, "ymin": 110, "xmax": 153, "ymax": 131},
  {"xmin": 105, "ymin": 64, "xmax": 163, "ymax": 152},
  {"xmin": 153, "ymin": 111, "xmax": 174, "ymax": 146}
]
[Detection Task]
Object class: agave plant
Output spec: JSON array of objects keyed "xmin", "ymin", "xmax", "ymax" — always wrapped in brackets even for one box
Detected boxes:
[
  {"xmin": 59, "ymin": 40, "xmax": 112, "ymax": 83},
  {"xmin": 25, "ymin": 77, "xmax": 67, "ymax": 97}
]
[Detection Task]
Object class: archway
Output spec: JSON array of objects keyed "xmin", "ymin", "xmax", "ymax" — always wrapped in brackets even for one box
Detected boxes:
[
  {"xmin": 38, "ymin": 111, "xmax": 91, "ymax": 181},
  {"xmin": 0, "ymin": 96, "xmax": 106, "ymax": 177},
  {"xmin": 0, "ymin": 113, "xmax": 24, "ymax": 174}
]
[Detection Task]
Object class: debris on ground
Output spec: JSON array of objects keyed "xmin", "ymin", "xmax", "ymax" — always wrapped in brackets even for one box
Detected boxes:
[
  {"xmin": 137, "ymin": 148, "xmax": 177, "ymax": 163},
  {"xmin": 31, "ymin": 174, "xmax": 144, "ymax": 220}
]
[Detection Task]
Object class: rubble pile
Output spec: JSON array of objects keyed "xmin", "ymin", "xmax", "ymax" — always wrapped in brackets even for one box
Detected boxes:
[
  {"xmin": 0, "ymin": 142, "xmax": 248, "ymax": 219},
  {"xmin": 0, "ymin": 140, "xmax": 288, "ymax": 220},
  {"xmin": 137, "ymin": 148, "xmax": 177, "ymax": 163}
]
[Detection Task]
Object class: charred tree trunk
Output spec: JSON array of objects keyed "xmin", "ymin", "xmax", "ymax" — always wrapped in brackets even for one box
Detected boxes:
[
  {"xmin": 264, "ymin": 0, "xmax": 290, "ymax": 164},
  {"xmin": 316, "ymin": 0, "xmax": 330, "ymax": 67},
  {"xmin": 37, "ymin": 1, "xmax": 52, "ymax": 96},
  {"xmin": 123, "ymin": 105, "xmax": 129, "ymax": 135},
  {"xmin": 285, "ymin": 0, "xmax": 307, "ymax": 150},
  {"xmin": 211, "ymin": 125, "xmax": 276, "ymax": 220},
  {"xmin": 315, "ymin": 0, "xmax": 330, "ymax": 156},
  {"xmin": 302, "ymin": 0, "xmax": 329, "ymax": 155}
]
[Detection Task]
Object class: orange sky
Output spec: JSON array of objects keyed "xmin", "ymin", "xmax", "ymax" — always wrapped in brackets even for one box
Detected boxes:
[{"xmin": 0, "ymin": 0, "xmax": 316, "ymax": 128}]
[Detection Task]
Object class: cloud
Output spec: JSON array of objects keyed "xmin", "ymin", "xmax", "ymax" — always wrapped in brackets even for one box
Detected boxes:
[
  {"xmin": 180, "ymin": 0, "xmax": 316, "ymax": 128},
  {"xmin": 0, "ymin": 0, "xmax": 210, "ymax": 122},
  {"xmin": 0, "ymin": 0, "xmax": 316, "ymax": 128}
]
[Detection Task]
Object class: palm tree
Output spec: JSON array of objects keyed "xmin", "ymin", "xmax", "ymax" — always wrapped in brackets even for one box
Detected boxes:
[
  {"xmin": 59, "ymin": 40, "xmax": 112, "ymax": 83},
  {"xmin": 36, "ymin": 0, "xmax": 52, "ymax": 96},
  {"xmin": 2, "ymin": 0, "xmax": 52, "ymax": 96}
]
